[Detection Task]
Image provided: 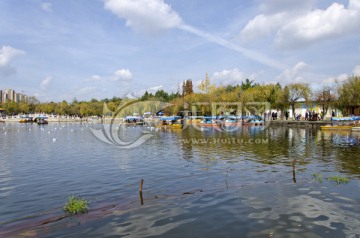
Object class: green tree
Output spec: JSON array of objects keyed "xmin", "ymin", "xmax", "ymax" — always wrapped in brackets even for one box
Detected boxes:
[
  {"xmin": 18, "ymin": 102, "xmax": 30, "ymax": 113},
  {"xmin": 287, "ymin": 83, "xmax": 311, "ymax": 118},
  {"xmin": 337, "ymin": 76, "xmax": 360, "ymax": 115},
  {"xmin": 141, "ymin": 91, "xmax": 151, "ymax": 101},
  {"xmin": 315, "ymin": 86, "xmax": 335, "ymax": 116},
  {"xmin": 4, "ymin": 101, "xmax": 19, "ymax": 115},
  {"xmin": 154, "ymin": 90, "xmax": 169, "ymax": 101},
  {"xmin": 198, "ymin": 73, "xmax": 215, "ymax": 93},
  {"xmin": 56, "ymin": 100, "xmax": 69, "ymax": 115},
  {"xmin": 28, "ymin": 96, "xmax": 40, "ymax": 113},
  {"xmin": 241, "ymin": 79, "xmax": 257, "ymax": 91}
]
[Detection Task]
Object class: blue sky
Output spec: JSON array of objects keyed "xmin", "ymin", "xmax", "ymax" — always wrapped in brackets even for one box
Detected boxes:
[{"xmin": 1, "ymin": 0, "xmax": 360, "ymax": 102}]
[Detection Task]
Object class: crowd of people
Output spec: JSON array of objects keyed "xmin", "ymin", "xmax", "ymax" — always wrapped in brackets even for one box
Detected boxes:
[{"xmin": 263, "ymin": 110, "xmax": 335, "ymax": 121}]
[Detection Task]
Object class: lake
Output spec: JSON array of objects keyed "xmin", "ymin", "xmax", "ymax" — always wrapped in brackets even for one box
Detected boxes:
[{"xmin": 1, "ymin": 122, "xmax": 360, "ymax": 237}]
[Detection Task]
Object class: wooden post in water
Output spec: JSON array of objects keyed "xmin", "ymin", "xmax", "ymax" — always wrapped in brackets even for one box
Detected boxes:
[
  {"xmin": 292, "ymin": 159, "xmax": 296, "ymax": 183},
  {"xmin": 139, "ymin": 178, "xmax": 144, "ymax": 205}
]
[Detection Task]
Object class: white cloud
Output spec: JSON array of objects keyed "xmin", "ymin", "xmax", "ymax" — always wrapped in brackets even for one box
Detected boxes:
[
  {"xmin": 40, "ymin": 76, "xmax": 52, "ymax": 90},
  {"xmin": 276, "ymin": 61, "xmax": 308, "ymax": 84},
  {"xmin": 103, "ymin": 0, "xmax": 286, "ymax": 70},
  {"xmin": 240, "ymin": 13, "xmax": 286, "ymax": 41},
  {"xmin": 92, "ymin": 75, "xmax": 102, "ymax": 81},
  {"xmin": 353, "ymin": 65, "xmax": 360, "ymax": 75},
  {"xmin": 324, "ymin": 64, "xmax": 360, "ymax": 84},
  {"xmin": 112, "ymin": 69, "xmax": 132, "ymax": 81},
  {"xmin": 147, "ymin": 85, "xmax": 163, "ymax": 92},
  {"xmin": 0, "ymin": 46, "xmax": 25, "ymax": 75},
  {"xmin": 104, "ymin": 0, "xmax": 182, "ymax": 35},
  {"xmin": 259, "ymin": 0, "xmax": 315, "ymax": 14},
  {"xmin": 212, "ymin": 68, "xmax": 248, "ymax": 85},
  {"xmin": 41, "ymin": 2, "xmax": 53, "ymax": 12},
  {"xmin": 241, "ymin": 0, "xmax": 360, "ymax": 49},
  {"xmin": 323, "ymin": 73, "xmax": 348, "ymax": 84},
  {"xmin": 104, "ymin": 1, "xmax": 285, "ymax": 69},
  {"xmin": 77, "ymin": 86, "xmax": 97, "ymax": 95}
]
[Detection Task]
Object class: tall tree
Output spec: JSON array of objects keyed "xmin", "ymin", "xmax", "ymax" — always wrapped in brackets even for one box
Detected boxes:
[
  {"xmin": 337, "ymin": 76, "xmax": 360, "ymax": 115},
  {"xmin": 287, "ymin": 83, "xmax": 311, "ymax": 118},
  {"xmin": 182, "ymin": 79, "xmax": 193, "ymax": 96},
  {"xmin": 198, "ymin": 73, "xmax": 215, "ymax": 93},
  {"xmin": 241, "ymin": 78, "xmax": 257, "ymax": 91},
  {"xmin": 315, "ymin": 86, "xmax": 335, "ymax": 116}
]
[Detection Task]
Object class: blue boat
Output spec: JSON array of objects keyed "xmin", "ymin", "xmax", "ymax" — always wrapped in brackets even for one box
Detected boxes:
[
  {"xmin": 124, "ymin": 116, "xmax": 144, "ymax": 125},
  {"xmin": 242, "ymin": 116, "xmax": 265, "ymax": 126},
  {"xmin": 199, "ymin": 116, "xmax": 220, "ymax": 127},
  {"xmin": 331, "ymin": 116, "xmax": 360, "ymax": 121},
  {"xmin": 157, "ymin": 116, "xmax": 183, "ymax": 129}
]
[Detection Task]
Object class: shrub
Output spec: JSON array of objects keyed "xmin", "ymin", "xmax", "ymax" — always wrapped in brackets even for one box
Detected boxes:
[{"xmin": 63, "ymin": 195, "xmax": 89, "ymax": 215}]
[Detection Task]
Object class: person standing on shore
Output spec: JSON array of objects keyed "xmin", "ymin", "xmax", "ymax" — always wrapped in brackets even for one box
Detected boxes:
[{"xmin": 305, "ymin": 111, "xmax": 308, "ymax": 121}]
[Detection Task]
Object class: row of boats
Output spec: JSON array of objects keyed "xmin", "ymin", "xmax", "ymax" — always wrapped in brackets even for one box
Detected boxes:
[
  {"xmin": 123, "ymin": 115, "xmax": 265, "ymax": 129},
  {"xmin": 19, "ymin": 116, "xmax": 48, "ymax": 125},
  {"xmin": 320, "ymin": 116, "xmax": 360, "ymax": 132}
]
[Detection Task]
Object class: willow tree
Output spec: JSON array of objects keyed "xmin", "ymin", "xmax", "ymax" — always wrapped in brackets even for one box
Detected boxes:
[
  {"xmin": 273, "ymin": 85, "xmax": 289, "ymax": 119},
  {"xmin": 287, "ymin": 83, "xmax": 311, "ymax": 118},
  {"xmin": 337, "ymin": 76, "xmax": 360, "ymax": 115},
  {"xmin": 314, "ymin": 86, "xmax": 336, "ymax": 116}
]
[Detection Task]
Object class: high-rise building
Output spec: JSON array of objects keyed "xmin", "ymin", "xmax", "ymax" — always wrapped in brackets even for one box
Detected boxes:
[
  {"xmin": 2, "ymin": 92, "xmax": 8, "ymax": 103},
  {"xmin": 16, "ymin": 93, "xmax": 27, "ymax": 102},
  {"xmin": 5, "ymin": 89, "xmax": 15, "ymax": 101},
  {"xmin": 0, "ymin": 88, "xmax": 29, "ymax": 103}
]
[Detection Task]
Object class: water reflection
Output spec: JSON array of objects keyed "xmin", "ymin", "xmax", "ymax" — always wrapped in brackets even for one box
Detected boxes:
[{"xmin": 176, "ymin": 126, "xmax": 360, "ymax": 177}]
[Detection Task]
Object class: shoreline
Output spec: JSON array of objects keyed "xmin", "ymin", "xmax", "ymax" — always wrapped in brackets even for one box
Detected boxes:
[
  {"xmin": 269, "ymin": 119, "xmax": 331, "ymax": 126},
  {"xmin": 2, "ymin": 117, "xmax": 332, "ymax": 126}
]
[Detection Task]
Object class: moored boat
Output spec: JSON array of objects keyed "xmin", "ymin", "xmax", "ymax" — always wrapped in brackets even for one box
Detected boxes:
[
  {"xmin": 34, "ymin": 116, "xmax": 49, "ymax": 125},
  {"xmin": 19, "ymin": 117, "xmax": 33, "ymax": 123},
  {"xmin": 223, "ymin": 116, "xmax": 242, "ymax": 127},
  {"xmin": 123, "ymin": 116, "xmax": 145, "ymax": 126},
  {"xmin": 242, "ymin": 116, "xmax": 265, "ymax": 126},
  {"xmin": 37, "ymin": 118, "xmax": 48, "ymax": 125},
  {"xmin": 156, "ymin": 116, "xmax": 183, "ymax": 129},
  {"xmin": 321, "ymin": 116, "xmax": 359, "ymax": 131},
  {"xmin": 199, "ymin": 116, "xmax": 220, "ymax": 127},
  {"xmin": 352, "ymin": 127, "xmax": 360, "ymax": 132}
]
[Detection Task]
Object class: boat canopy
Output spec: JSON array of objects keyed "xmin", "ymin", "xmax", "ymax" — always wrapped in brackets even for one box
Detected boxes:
[
  {"xmin": 160, "ymin": 116, "xmax": 181, "ymax": 121},
  {"xmin": 34, "ymin": 116, "xmax": 48, "ymax": 119},
  {"xmin": 125, "ymin": 116, "xmax": 142, "ymax": 120},
  {"xmin": 331, "ymin": 116, "xmax": 360, "ymax": 121}
]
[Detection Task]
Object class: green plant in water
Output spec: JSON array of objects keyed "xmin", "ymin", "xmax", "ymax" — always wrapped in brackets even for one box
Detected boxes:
[
  {"xmin": 63, "ymin": 195, "xmax": 89, "ymax": 215},
  {"xmin": 313, "ymin": 173, "xmax": 323, "ymax": 183},
  {"xmin": 327, "ymin": 176, "xmax": 350, "ymax": 184}
]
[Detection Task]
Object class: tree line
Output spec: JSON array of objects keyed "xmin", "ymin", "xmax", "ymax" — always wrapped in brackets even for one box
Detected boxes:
[{"xmin": 1, "ymin": 76, "xmax": 359, "ymax": 118}]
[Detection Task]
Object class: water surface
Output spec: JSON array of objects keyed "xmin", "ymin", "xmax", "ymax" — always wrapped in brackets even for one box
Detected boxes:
[{"xmin": 0, "ymin": 123, "xmax": 359, "ymax": 237}]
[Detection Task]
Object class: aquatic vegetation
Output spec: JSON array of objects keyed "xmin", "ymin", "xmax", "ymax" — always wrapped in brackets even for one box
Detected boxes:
[
  {"xmin": 312, "ymin": 173, "xmax": 350, "ymax": 184},
  {"xmin": 312, "ymin": 173, "xmax": 323, "ymax": 183},
  {"xmin": 327, "ymin": 176, "xmax": 350, "ymax": 184},
  {"xmin": 63, "ymin": 195, "xmax": 89, "ymax": 215}
]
